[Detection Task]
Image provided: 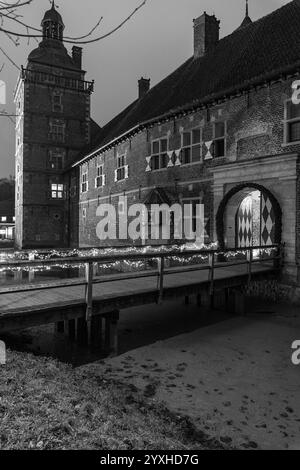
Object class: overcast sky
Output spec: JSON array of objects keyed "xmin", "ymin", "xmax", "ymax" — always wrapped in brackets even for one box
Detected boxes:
[{"xmin": 0, "ymin": 0, "xmax": 291, "ymax": 177}]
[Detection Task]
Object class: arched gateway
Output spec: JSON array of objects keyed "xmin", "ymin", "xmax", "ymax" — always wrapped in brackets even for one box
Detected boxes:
[{"xmin": 216, "ymin": 183, "xmax": 282, "ymax": 250}]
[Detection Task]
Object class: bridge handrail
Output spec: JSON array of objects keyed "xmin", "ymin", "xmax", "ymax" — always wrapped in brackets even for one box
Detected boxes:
[
  {"xmin": 0, "ymin": 244, "xmax": 280, "ymax": 269},
  {"xmin": 0, "ymin": 244, "xmax": 283, "ymax": 322}
]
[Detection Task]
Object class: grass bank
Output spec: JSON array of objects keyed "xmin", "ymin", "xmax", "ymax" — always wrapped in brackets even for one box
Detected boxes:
[{"xmin": 0, "ymin": 350, "xmax": 226, "ymax": 450}]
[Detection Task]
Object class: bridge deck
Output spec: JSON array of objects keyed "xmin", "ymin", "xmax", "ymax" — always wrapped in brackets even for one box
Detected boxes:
[{"xmin": 0, "ymin": 261, "xmax": 276, "ymax": 333}]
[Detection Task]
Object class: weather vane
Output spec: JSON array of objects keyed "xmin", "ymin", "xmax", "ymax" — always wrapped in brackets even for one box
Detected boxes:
[{"xmin": 49, "ymin": 0, "xmax": 59, "ymax": 9}]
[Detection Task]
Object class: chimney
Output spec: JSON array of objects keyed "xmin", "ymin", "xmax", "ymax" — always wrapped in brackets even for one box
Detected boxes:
[
  {"xmin": 138, "ymin": 77, "xmax": 150, "ymax": 99},
  {"xmin": 72, "ymin": 46, "xmax": 83, "ymax": 69},
  {"xmin": 193, "ymin": 12, "xmax": 220, "ymax": 59}
]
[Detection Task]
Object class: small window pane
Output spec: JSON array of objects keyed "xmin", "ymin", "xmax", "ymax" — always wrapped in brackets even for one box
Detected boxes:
[
  {"xmin": 287, "ymin": 102, "xmax": 300, "ymax": 120},
  {"xmin": 160, "ymin": 139, "xmax": 168, "ymax": 152},
  {"xmin": 182, "ymin": 148, "xmax": 191, "ymax": 165},
  {"xmin": 214, "ymin": 139, "xmax": 225, "ymax": 158},
  {"xmin": 152, "ymin": 141, "xmax": 159, "ymax": 154},
  {"xmin": 152, "ymin": 155, "xmax": 160, "ymax": 170},
  {"xmin": 192, "ymin": 129, "xmax": 201, "ymax": 144},
  {"xmin": 160, "ymin": 153, "xmax": 168, "ymax": 168},
  {"xmin": 215, "ymin": 122, "xmax": 225, "ymax": 138},
  {"xmin": 183, "ymin": 132, "xmax": 191, "ymax": 147},
  {"xmin": 289, "ymin": 121, "xmax": 300, "ymax": 142},
  {"xmin": 192, "ymin": 145, "xmax": 201, "ymax": 162}
]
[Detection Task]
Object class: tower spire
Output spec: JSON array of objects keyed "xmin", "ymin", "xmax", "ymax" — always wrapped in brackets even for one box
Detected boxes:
[{"xmin": 239, "ymin": 0, "xmax": 252, "ymax": 28}]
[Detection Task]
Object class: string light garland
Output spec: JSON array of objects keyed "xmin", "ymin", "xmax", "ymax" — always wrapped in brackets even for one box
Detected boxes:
[{"xmin": 0, "ymin": 244, "xmax": 277, "ymax": 274}]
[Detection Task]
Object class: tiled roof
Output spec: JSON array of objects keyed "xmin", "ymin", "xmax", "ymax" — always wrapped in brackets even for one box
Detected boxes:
[{"xmin": 80, "ymin": 0, "xmax": 300, "ymax": 162}]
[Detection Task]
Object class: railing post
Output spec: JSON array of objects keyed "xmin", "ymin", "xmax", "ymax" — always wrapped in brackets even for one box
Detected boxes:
[
  {"xmin": 276, "ymin": 243, "xmax": 284, "ymax": 270},
  {"xmin": 85, "ymin": 261, "xmax": 93, "ymax": 322},
  {"xmin": 247, "ymin": 249, "xmax": 253, "ymax": 283},
  {"xmin": 28, "ymin": 252, "xmax": 35, "ymax": 283},
  {"xmin": 209, "ymin": 252, "xmax": 215, "ymax": 295},
  {"xmin": 157, "ymin": 256, "xmax": 165, "ymax": 305}
]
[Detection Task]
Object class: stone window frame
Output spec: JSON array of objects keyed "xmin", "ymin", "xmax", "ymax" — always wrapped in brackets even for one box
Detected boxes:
[
  {"xmin": 115, "ymin": 152, "xmax": 129, "ymax": 182},
  {"xmin": 283, "ymin": 99, "xmax": 300, "ymax": 145},
  {"xmin": 95, "ymin": 163, "xmax": 106, "ymax": 188},
  {"xmin": 212, "ymin": 120, "xmax": 227, "ymax": 158},
  {"xmin": 81, "ymin": 166, "xmax": 89, "ymax": 193},
  {"xmin": 150, "ymin": 136, "xmax": 169, "ymax": 171},
  {"xmin": 180, "ymin": 127, "xmax": 203, "ymax": 166}
]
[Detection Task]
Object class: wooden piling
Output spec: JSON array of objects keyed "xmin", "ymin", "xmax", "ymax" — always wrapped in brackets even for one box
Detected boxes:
[{"xmin": 104, "ymin": 310, "xmax": 119, "ymax": 356}]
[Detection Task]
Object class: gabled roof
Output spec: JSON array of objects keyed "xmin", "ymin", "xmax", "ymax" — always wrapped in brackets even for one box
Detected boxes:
[{"xmin": 76, "ymin": 0, "xmax": 300, "ymax": 165}]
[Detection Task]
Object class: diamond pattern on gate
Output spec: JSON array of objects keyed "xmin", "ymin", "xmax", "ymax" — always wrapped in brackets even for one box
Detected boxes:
[
  {"xmin": 261, "ymin": 193, "xmax": 275, "ymax": 246},
  {"xmin": 237, "ymin": 196, "xmax": 253, "ymax": 248}
]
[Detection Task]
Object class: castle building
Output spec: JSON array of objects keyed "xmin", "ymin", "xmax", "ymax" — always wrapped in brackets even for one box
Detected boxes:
[
  {"xmin": 14, "ymin": 2, "xmax": 97, "ymax": 249},
  {"xmin": 15, "ymin": 2, "xmax": 300, "ymax": 294}
]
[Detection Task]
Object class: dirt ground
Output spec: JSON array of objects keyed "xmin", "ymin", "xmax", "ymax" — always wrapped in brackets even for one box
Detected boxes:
[{"xmin": 83, "ymin": 302, "xmax": 300, "ymax": 450}]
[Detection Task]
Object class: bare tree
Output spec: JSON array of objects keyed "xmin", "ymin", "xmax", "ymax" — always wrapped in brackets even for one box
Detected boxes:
[{"xmin": 0, "ymin": 0, "xmax": 148, "ymax": 120}]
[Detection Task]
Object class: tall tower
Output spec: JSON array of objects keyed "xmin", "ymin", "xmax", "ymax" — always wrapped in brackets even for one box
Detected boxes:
[{"xmin": 14, "ymin": 3, "xmax": 94, "ymax": 249}]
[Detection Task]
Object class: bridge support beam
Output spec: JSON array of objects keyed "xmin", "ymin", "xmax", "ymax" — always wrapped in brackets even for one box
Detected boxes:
[
  {"xmin": 233, "ymin": 289, "xmax": 246, "ymax": 316},
  {"xmin": 75, "ymin": 317, "xmax": 88, "ymax": 345},
  {"xmin": 64, "ymin": 319, "xmax": 76, "ymax": 341},
  {"xmin": 104, "ymin": 310, "xmax": 119, "ymax": 357},
  {"xmin": 198, "ymin": 290, "xmax": 214, "ymax": 310}
]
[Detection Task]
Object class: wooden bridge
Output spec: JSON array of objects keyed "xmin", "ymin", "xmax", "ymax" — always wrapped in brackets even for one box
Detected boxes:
[{"xmin": 0, "ymin": 245, "xmax": 282, "ymax": 354}]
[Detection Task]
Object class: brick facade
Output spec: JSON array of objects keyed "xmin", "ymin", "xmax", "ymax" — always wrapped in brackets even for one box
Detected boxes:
[{"xmin": 76, "ymin": 78, "xmax": 300, "ymax": 283}]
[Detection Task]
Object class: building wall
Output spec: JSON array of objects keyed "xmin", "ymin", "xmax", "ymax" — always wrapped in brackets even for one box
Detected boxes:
[
  {"xmin": 15, "ymin": 61, "xmax": 92, "ymax": 249},
  {"xmin": 77, "ymin": 77, "xmax": 300, "ymax": 283}
]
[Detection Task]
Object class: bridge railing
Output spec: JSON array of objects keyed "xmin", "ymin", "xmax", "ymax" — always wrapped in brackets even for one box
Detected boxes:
[{"xmin": 0, "ymin": 244, "xmax": 282, "ymax": 319}]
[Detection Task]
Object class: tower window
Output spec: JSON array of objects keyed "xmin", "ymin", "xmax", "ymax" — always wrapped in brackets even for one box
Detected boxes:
[
  {"xmin": 51, "ymin": 183, "xmax": 64, "ymax": 199},
  {"xmin": 50, "ymin": 120, "xmax": 65, "ymax": 143},
  {"xmin": 49, "ymin": 150, "xmax": 64, "ymax": 170},
  {"xmin": 52, "ymin": 93, "xmax": 63, "ymax": 113}
]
